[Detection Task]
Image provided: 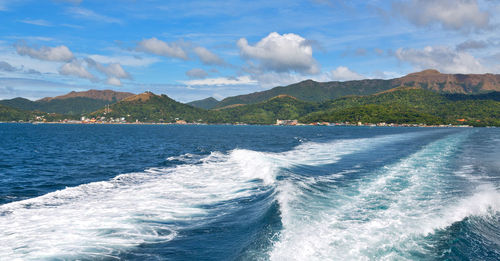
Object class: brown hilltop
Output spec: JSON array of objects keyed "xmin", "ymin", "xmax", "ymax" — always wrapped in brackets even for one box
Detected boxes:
[
  {"xmin": 393, "ymin": 69, "xmax": 500, "ymax": 93},
  {"xmin": 39, "ymin": 89, "xmax": 134, "ymax": 102},
  {"xmin": 121, "ymin": 92, "xmax": 156, "ymax": 102}
]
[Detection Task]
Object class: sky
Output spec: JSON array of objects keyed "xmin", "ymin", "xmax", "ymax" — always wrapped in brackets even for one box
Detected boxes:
[{"xmin": 0, "ymin": 0, "xmax": 499, "ymax": 102}]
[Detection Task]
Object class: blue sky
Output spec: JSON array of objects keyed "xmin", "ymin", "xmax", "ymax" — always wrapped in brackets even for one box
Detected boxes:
[{"xmin": 0, "ymin": 0, "xmax": 499, "ymax": 101}]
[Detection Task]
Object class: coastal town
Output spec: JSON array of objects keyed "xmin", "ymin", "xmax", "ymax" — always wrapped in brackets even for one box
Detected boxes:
[{"xmin": 8, "ymin": 115, "xmax": 474, "ymax": 128}]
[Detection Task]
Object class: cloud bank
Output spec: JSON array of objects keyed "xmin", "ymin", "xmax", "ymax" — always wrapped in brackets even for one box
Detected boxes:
[{"xmin": 237, "ymin": 32, "xmax": 319, "ymax": 74}]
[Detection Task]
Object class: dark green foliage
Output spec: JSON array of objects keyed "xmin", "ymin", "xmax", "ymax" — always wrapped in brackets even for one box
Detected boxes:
[
  {"xmin": 215, "ymin": 79, "xmax": 395, "ymax": 108},
  {"xmin": 3, "ymin": 89, "xmax": 500, "ymax": 126},
  {"xmin": 0, "ymin": 104, "xmax": 32, "ymax": 121},
  {"xmin": 186, "ymin": 97, "xmax": 219, "ymax": 109},
  {"xmin": 300, "ymin": 89, "xmax": 500, "ymax": 126},
  {"xmin": 0, "ymin": 97, "xmax": 115, "ymax": 114},
  {"xmin": 0, "ymin": 104, "xmax": 74, "ymax": 122},
  {"xmin": 212, "ymin": 96, "xmax": 317, "ymax": 124},
  {"xmin": 90, "ymin": 94, "xmax": 210, "ymax": 123}
]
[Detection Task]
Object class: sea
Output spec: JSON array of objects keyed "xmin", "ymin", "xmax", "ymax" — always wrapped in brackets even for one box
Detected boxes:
[{"xmin": 0, "ymin": 123, "xmax": 499, "ymax": 260}]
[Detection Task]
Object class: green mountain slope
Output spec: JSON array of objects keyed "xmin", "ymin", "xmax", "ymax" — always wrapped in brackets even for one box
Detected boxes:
[
  {"xmin": 213, "ymin": 95, "xmax": 317, "ymax": 124},
  {"xmin": 0, "ymin": 97, "xmax": 115, "ymax": 115},
  {"xmin": 89, "ymin": 92, "xmax": 210, "ymax": 122},
  {"xmin": 0, "ymin": 104, "xmax": 32, "ymax": 121},
  {"xmin": 186, "ymin": 97, "xmax": 219, "ymax": 109},
  {"xmin": 215, "ymin": 79, "xmax": 394, "ymax": 108},
  {"xmin": 301, "ymin": 88, "xmax": 500, "ymax": 126},
  {"xmin": 0, "ymin": 90, "xmax": 134, "ymax": 115},
  {"xmin": 214, "ymin": 70, "xmax": 500, "ymax": 109},
  {"xmin": 0, "ymin": 104, "xmax": 71, "ymax": 122}
]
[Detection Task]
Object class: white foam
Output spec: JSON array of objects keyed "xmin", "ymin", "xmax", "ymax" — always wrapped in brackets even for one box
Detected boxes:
[
  {"xmin": 0, "ymin": 130, "xmax": 444, "ymax": 259},
  {"xmin": 0, "ymin": 149, "xmax": 276, "ymax": 260},
  {"xmin": 270, "ymin": 131, "xmax": 499, "ymax": 260}
]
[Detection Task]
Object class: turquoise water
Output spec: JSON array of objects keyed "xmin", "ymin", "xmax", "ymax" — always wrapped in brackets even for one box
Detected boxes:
[{"xmin": 0, "ymin": 124, "xmax": 498, "ymax": 260}]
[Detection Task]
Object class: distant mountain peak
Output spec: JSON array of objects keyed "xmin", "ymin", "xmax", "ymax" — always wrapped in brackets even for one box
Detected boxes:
[
  {"xmin": 122, "ymin": 92, "xmax": 156, "ymax": 102},
  {"xmin": 186, "ymin": 96, "xmax": 220, "ymax": 110},
  {"xmin": 409, "ymin": 69, "xmax": 441, "ymax": 76},
  {"xmin": 39, "ymin": 89, "xmax": 134, "ymax": 102}
]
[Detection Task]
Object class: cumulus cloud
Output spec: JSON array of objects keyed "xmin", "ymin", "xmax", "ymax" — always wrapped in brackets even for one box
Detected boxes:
[
  {"xmin": 85, "ymin": 58, "xmax": 131, "ymax": 86},
  {"xmin": 137, "ymin": 37, "xmax": 188, "ymax": 60},
  {"xmin": 456, "ymin": 39, "xmax": 489, "ymax": 51},
  {"xmin": 88, "ymin": 54, "xmax": 159, "ymax": 67},
  {"xmin": 86, "ymin": 58, "xmax": 131, "ymax": 79},
  {"xmin": 395, "ymin": 46, "xmax": 486, "ymax": 73},
  {"xmin": 186, "ymin": 68, "xmax": 208, "ymax": 79},
  {"xmin": 394, "ymin": 0, "xmax": 490, "ymax": 31},
  {"xmin": 182, "ymin": 75, "xmax": 257, "ymax": 86},
  {"xmin": 59, "ymin": 60, "xmax": 96, "ymax": 81},
  {"xmin": 193, "ymin": 47, "xmax": 224, "ymax": 65},
  {"xmin": 16, "ymin": 43, "xmax": 74, "ymax": 62},
  {"xmin": 106, "ymin": 77, "xmax": 122, "ymax": 86},
  {"xmin": 0, "ymin": 61, "xmax": 17, "ymax": 72},
  {"xmin": 237, "ymin": 32, "xmax": 320, "ymax": 74},
  {"xmin": 330, "ymin": 66, "xmax": 365, "ymax": 81}
]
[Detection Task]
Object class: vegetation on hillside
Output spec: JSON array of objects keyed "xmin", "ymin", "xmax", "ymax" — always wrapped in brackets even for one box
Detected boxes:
[
  {"xmin": 186, "ymin": 97, "xmax": 219, "ymax": 110},
  {"xmin": 89, "ymin": 92, "xmax": 210, "ymax": 123},
  {"xmin": 0, "ymin": 97, "xmax": 118, "ymax": 115}
]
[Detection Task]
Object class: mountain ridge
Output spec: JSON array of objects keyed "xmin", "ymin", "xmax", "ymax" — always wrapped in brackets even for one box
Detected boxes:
[
  {"xmin": 39, "ymin": 89, "xmax": 134, "ymax": 102},
  {"xmin": 213, "ymin": 70, "xmax": 500, "ymax": 108}
]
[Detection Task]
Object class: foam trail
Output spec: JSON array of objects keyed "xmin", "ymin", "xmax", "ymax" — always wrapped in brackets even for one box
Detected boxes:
[
  {"xmin": 0, "ymin": 150, "xmax": 276, "ymax": 260},
  {"xmin": 0, "ymin": 129, "xmax": 447, "ymax": 259},
  {"xmin": 270, "ymin": 131, "xmax": 499, "ymax": 260}
]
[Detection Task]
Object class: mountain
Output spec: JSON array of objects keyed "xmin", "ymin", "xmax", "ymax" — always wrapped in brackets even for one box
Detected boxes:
[
  {"xmin": 215, "ymin": 79, "xmax": 394, "ymax": 108},
  {"xmin": 214, "ymin": 70, "xmax": 500, "ymax": 108},
  {"xmin": 89, "ymin": 92, "xmax": 210, "ymax": 122},
  {"xmin": 0, "ymin": 90, "xmax": 135, "ymax": 115},
  {"xmin": 300, "ymin": 88, "xmax": 500, "ymax": 126},
  {"xmin": 39, "ymin": 89, "xmax": 134, "ymax": 102},
  {"xmin": 0, "ymin": 104, "xmax": 71, "ymax": 122},
  {"xmin": 0, "ymin": 104, "xmax": 32, "ymax": 122},
  {"xmin": 186, "ymin": 97, "xmax": 219, "ymax": 109},
  {"xmin": 393, "ymin": 69, "xmax": 500, "ymax": 93},
  {"xmin": 214, "ymin": 95, "xmax": 317, "ymax": 124}
]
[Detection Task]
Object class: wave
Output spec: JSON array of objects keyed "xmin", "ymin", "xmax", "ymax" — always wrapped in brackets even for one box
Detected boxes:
[
  {"xmin": 270, "ymin": 130, "xmax": 499, "ymax": 260},
  {"xmin": 0, "ymin": 129, "xmax": 459, "ymax": 259},
  {"xmin": 0, "ymin": 149, "xmax": 277, "ymax": 260}
]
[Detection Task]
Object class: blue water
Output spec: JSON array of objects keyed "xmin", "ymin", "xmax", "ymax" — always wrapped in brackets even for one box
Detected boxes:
[{"xmin": 0, "ymin": 124, "xmax": 499, "ymax": 260}]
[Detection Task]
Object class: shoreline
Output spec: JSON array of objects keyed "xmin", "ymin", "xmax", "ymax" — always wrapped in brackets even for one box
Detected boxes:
[{"xmin": 0, "ymin": 121, "xmax": 482, "ymax": 128}]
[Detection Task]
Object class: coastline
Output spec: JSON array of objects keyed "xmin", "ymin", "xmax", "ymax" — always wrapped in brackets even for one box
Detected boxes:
[{"xmin": 0, "ymin": 121, "xmax": 479, "ymax": 128}]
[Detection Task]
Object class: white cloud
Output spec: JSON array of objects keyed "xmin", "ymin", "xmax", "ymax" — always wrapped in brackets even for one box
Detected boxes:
[
  {"xmin": 19, "ymin": 19, "xmax": 52, "ymax": 27},
  {"xmin": 193, "ymin": 46, "xmax": 224, "ymax": 65},
  {"xmin": 106, "ymin": 77, "xmax": 122, "ymax": 86},
  {"xmin": 137, "ymin": 37, "xmax": 188, "ymax": 60},
  {"xmin": 237, "ymin": 32, "xmax": 320, "ymax": 74},
  {"xmin": 394, "ymin": 0, "xmax": 490, "ymax": 31},
  {"xmin": 249, "ymin": 72, "xmax": 312, "ymax": 88},
  {"xmin": 182, "ymin": 75, "xmax": 257, "ymax": 86},
  {"xmin": 85, "ymin": 58, "xmax": 131, "ymax": 86},
  {"xmin": 67, "ymin": 7, "xmax": 121, "ymax": 24},
  {"xmin": 186, "ymin": 68, "xmax": 208, "ymax": 79},
  {"xmin": 59, "ymin": 60, "xmax": 96, "ymax": 81},
  {"xmin": 395, "ymin": 46, "xmax": 487, "ymax": 73},
  {"xmin": 16, "ymin": 43, "xmax": 74, "ymax": 62},
  {"xmin": 330, "ymin": 66, "xmax": 365, "ymax": 81},
  {"xmin": 88, "ymin": 54, "xmax": 159, "ymax": 67},
  {"xmin": 86, "ymin": 58, "xmax": 130, "ymax": 79}
]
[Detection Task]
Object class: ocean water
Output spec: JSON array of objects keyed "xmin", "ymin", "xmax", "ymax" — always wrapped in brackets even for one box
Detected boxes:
[{"xmin": 0, "ymin": 124, "xmax": 499, "ymax": 260}]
